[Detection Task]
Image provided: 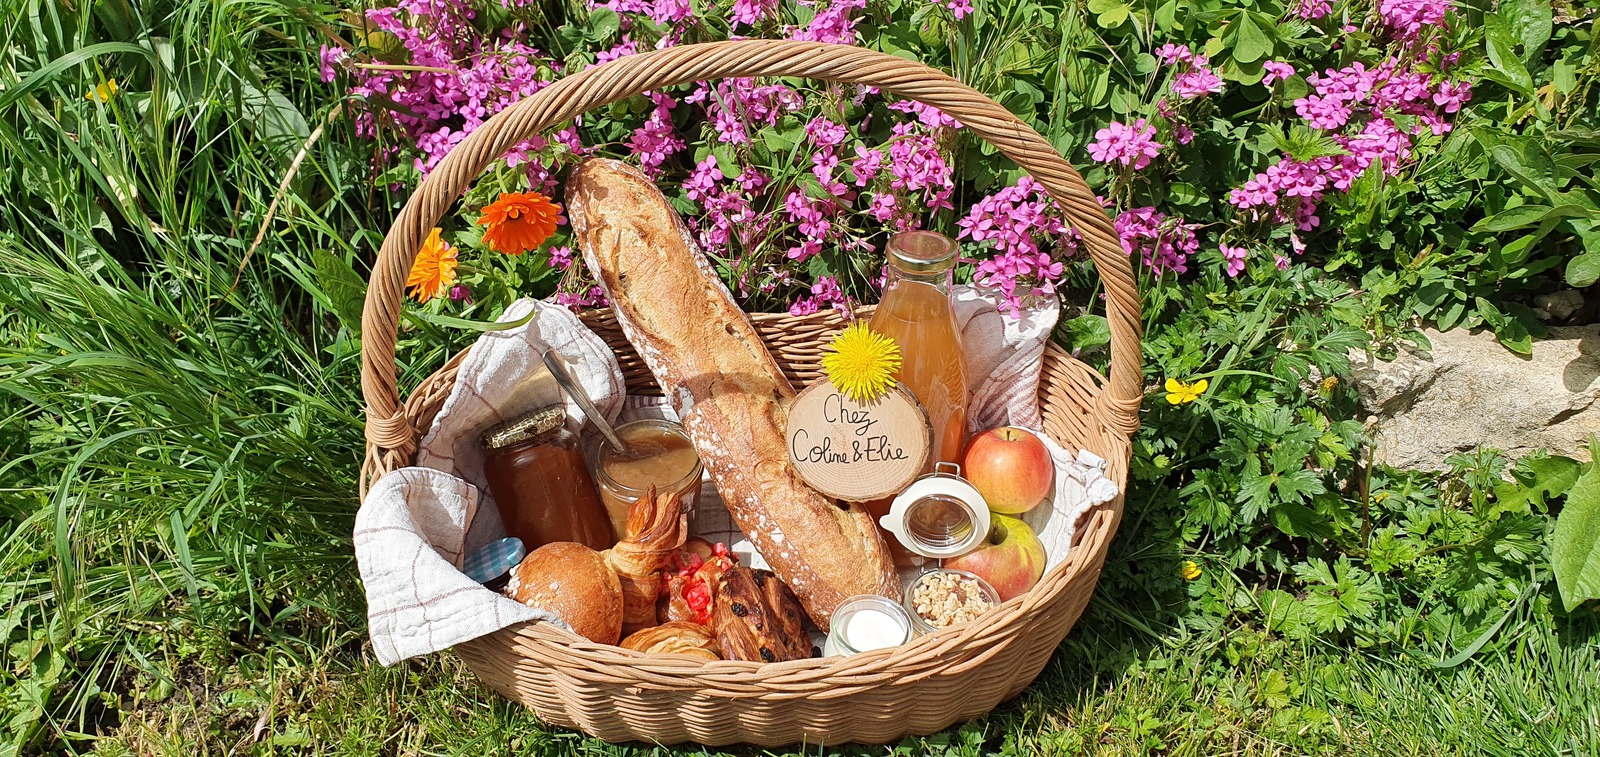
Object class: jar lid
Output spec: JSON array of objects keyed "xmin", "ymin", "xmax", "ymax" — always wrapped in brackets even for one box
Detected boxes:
[
  {"xmin": 481, "ymin": 405, "xmax": 565, "ymax": 450},
  {"xmin": 463, "ymin": 537, "xmax": 527, "ymax": 585},
  {"xmin": 886, "ymin": 231, "xmax": 957, "ymax": 273},
  {"xmin": 879, "ymin": 463, "xmax": 991, "ymax": 559}
]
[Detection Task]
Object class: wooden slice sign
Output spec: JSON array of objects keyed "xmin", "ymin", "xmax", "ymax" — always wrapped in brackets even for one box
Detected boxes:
[{"xmin": 786, "ymin": 381, "xmax": 931, "ymax": 502}]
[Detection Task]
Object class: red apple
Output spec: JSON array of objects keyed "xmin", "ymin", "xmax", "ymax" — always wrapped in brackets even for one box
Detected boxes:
[
  {"xmin": 944, "ymin": 515, "xmax": 1047, "ymax": 601},
  {"xmin": 963, "ymin": 426, "xmax": 1053, "ymax": 514}
]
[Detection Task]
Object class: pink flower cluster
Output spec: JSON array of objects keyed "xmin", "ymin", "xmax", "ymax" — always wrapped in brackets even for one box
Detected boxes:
[
  {"xmin": 1156, "ymin": 45, "xmax": 1224, "ymax": 100},
  {"xmin": 320, "ymin": 0, "xmax": 571, "ymax": 174},
  {"xmin": 1221, "ymin": 43, "xmax": 1472, "ymax": 248},
  {"xmin": 888, "ymin": 100, "xmax": 962, "ymax": 131},
  {"xmin": 1117, "ymin": 207, "xmax": 1199, "ymax": 275},
  {"xmin": 686, "ymin": 78, "xmax": 803, "ymax": 144},
  {"xmin": 790, "ymin": 0, "xmax": 868, "ymax": 44},
  {"xmin": 1376, "ymin": 0, "xmax": 1452, "ymax": 42},
  {"xmin": 683, "ymin": 157, "xmax": 771, "ymax": 259},
  {"xmin": 1291, "ymin": 59, "xmax": 1461, "ymax": 132},
  {"xmin": 731, "ymin": 0, "xmax": 779, "ymax": 25},
  {"xmin": 788, "ymin": 275, "xmax": 853, "ymax": 316},
  {"xmin": 626, "ymin": 92, "xmax": 686, "ymax": 177},
  {"xmin": 957, "ymin": 177, "xmax": 1073, "ymax": 315},
  {"xmin": 1087, "ymin": 119, "xmax": 1163, "ymax": 170},
  {"xmin": 1292, "ymin": 0, "xmax": 1332, "ymax": 20},
  {"xmin": 554, "ymin": 286, "xmax": 610, "ymax": 310}
]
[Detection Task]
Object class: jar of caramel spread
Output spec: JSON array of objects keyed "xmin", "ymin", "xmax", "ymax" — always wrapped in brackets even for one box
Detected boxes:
[
  {"xmin": 588, "ymin": 419, "xmax": 703, "ymax": 540},
  {"xmin": 481, "ymin": 406, "xmax": 614, "ymax": 551}
]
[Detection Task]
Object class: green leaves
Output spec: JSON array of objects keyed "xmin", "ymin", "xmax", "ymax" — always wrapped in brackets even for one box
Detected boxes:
[
  {"xmin": 1086, "ymin": 0, "xmax": 1132, "ymax": 29},
  {"xmin": 1551, "ymin": 454, "xmax": 1600, "ymax": 611},
  {"xmin": 1227, "ymin": 11, "xmax": 1274, "ymax": 64}
]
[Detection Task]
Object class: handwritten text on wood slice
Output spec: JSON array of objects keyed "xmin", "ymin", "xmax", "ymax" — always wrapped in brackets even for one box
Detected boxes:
[{"xmin": 786, "ymin": 381, "xmax": 930, "ymax": 501}]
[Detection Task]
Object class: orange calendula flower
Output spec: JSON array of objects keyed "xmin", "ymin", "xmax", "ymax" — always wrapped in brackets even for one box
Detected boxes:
[
  {"xmin": 406, "ymin": 228, "xmax": 459, "ymax": 304},
  {"xmin": 477, "ymin": 190, "xmax": 563, "ymax": 255}
]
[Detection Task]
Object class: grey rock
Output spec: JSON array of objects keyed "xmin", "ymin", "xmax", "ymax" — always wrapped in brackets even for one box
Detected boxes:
[
  {"xmin": 1350, "ymin": 326, "xmax": 1599, "ymax": 470},
  {"xmin": 1534, "ymin": 290, "xmax": 1585, "ymax": 322}
]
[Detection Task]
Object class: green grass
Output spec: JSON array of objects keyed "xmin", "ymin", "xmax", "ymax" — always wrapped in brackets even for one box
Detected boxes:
[
  {"xmin": 2, "ymin": 1, "xmax": 1597, "ymax": 755},
  {"xmin": 74, "ymin": 594, "xmax": 1600, "ymax": 756}
]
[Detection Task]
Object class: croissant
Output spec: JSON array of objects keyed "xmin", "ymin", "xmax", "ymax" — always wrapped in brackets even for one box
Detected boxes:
[
  {"xmin": 601, "ymin": 485, "xmax": 688, "ymax": 635},
  {"xmin": 620, "ymin": 621, "xmax": 721, "ymax": 660}
]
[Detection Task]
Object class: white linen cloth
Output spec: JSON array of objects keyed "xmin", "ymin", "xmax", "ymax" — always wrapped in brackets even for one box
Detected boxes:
[{"xmin": 357, "ymin": 291, "xmax": 1118, "ymax": 665}]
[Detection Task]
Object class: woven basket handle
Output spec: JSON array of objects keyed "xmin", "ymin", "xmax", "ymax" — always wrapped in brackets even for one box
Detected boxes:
[{"xmin": 360, "ymin": 40, "xmax": 1143, "ymax": 486}]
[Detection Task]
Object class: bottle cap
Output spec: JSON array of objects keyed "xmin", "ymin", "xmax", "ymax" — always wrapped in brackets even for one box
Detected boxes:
[
  {"xmin": 879, "ymin": 463, "xmax": 990, "ymax": 559},
  {"xmin": 464, "ymin": 537, "xmax": 527, "ymax": 590},
  {"xmin": 886, "ymin": 231, "xmax": 958, "ymax": 273}
]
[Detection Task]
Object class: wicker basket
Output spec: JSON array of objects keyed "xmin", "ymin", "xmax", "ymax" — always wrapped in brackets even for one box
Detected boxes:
[{"xmin": 357, "ymin": 39, "xmax": 1143, "ymax": 746}]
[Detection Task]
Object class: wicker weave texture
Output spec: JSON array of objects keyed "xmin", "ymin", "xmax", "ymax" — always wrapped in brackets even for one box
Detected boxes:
[{"xmin": 356, "ymin": 40, "xmax": 1142, "ymax": 746}]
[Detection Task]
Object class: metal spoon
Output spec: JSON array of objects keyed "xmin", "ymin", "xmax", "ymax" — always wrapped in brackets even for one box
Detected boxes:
[{"xmin": 541, "ymin": 349, "xmax": 631, "ymax": 455}]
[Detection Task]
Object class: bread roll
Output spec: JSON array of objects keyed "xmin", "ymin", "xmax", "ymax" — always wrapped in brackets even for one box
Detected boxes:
[
  {"xmin": 506, "ymin": 542, "xmax": 623, "ymax": 645},
  {"xmin": 566, "ymin": 158, "xmax": 900, "ymax": 630},
  {"xmin": 620, "ymin": 621, "xmax": 721, "ymax": 660}
]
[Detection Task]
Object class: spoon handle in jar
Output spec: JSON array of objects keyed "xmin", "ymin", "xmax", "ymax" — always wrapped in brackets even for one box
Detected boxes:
[{"xmin": 541, "ymin": 349, "xmax": 630, "ymax": 454}]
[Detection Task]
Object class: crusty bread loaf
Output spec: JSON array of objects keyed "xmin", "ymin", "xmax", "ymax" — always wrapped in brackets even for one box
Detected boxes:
[{"xmin": 566, "ymin": 158, "xmax": 900, "ymax": 630}]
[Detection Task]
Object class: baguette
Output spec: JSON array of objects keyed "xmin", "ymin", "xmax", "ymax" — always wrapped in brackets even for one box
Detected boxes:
[{"xmin": 566, "ymin": 158, "xmax": 900, "ymax": 630}]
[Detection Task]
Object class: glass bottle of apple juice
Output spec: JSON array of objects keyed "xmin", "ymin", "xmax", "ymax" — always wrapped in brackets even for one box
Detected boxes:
[{"xmin": 865, "ymin": 231, "xmax": 969, "ymax": 528}]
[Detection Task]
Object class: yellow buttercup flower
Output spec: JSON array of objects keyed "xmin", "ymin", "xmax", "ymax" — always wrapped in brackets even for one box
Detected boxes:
[
  {"xmin": 86, "ymin": 79, "xmax": 119, "ymax": 103},
  {"xmin": 1165, "ymin": 377, "xmax": 1208, "ymax": 405},
  {"xmin": 821, "ymin": 322, "xmax": 901, "ymax": 403},
  {"xmin": 1180, "ymin": 561, "xmax": 1202, "ymax": 581}
]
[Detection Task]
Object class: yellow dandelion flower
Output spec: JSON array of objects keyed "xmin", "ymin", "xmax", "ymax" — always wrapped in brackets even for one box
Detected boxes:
[
  {"xmin": 1165, "ymin": 377, "xmax": 1208, "ymax": 405},
  {"xmin": 86, "ymin": 79, "xmax": 119, "ymax": 103},
  {"xmin": 1180, "ymin": 561, "xmax": 1202, "ymax": 581},
  {"xmin": 821, "ymin": 322, "xmax": 901, "ymax": 403}
]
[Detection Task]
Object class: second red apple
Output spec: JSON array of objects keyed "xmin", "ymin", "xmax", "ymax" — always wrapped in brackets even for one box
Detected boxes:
[{"xmin": 963, "ymin": 426, "xmax": 1053, "ymax": 514}]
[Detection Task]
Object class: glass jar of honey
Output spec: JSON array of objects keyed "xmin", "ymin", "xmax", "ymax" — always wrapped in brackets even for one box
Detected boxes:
[
  {"xmin": 587, "ymin": 419, "xmax": 703, "ymax": 540},
  {"xmin": 481, "ymin": 406, "xmax": 614, "ymax": 551}
]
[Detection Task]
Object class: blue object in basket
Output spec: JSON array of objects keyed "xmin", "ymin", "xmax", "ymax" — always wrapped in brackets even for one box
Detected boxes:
[{"xmin": 464, "ymin": 537, "xmax": 526, "ymax": 585}]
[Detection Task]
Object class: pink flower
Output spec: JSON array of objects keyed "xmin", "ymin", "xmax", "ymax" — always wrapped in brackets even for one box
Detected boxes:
[
  {"xmin": 944, "ymin": 0, "xmax": 974, "ymax": 18},
  {"xmin": 1172, "ymin": 68, "xmax": 1224, "ymax": 100},
  {"xmin": 449, "ymin": 283, "xmax": 473, "ymax": 302},
  {"xmin": 319, "ymin": 45, "xmax": 346, "ymax": 82},
  {"xmin": 1155, "ymin": 44, "xmax": 1195, "ymax": 65},
  {"xmin": 1293, "ymin": 0, "xmax": 1332, "ymax": 19},
  {"xmin": 1433, "ymin": 80, "xmax": 1471, "ymax": 113},
  {"xmin": 1219, "ymin": 244, "xmax": 1248, "ymax": 278},
  {"xmin": 1262, "ymin": 61, "xmax": 1296, "ymax": 86},
  {"xmin": 1086, "ymin": 119, "xmax": 1163, "ymax": 170},
  {"xmin": 1173, "ymin": 124, "xmax": 1195, "ymax": 145},
  {"xmin": 548, "ymin": 245, "xmax": 576, "ymax": 271},
  {"xmin": 1275, "ymin": 254, "xmax": 1291, "ymax": 270}
]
